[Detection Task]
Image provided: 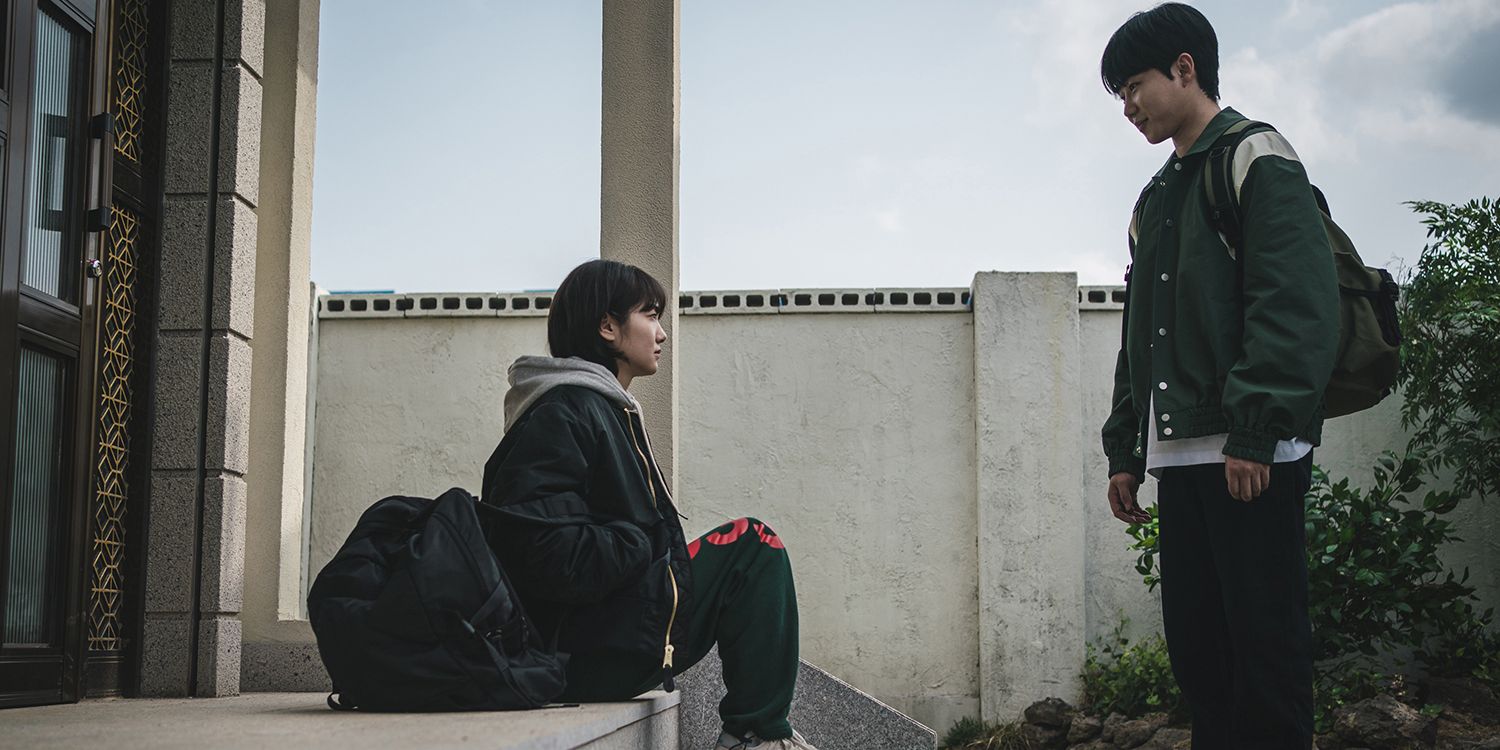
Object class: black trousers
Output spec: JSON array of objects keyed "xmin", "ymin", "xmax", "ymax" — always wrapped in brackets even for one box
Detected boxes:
[
  {"xmin": 1157, "ymin": 454, "xmax": 1314, "ymax": 749},
  {"xmin": 558, "ymin": 517, "xmax": 800, "ymax": 741}
]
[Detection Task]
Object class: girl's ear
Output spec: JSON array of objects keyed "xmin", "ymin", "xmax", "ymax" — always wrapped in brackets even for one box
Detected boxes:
[{"xmin": 599, "ymin": 314, "xmax": 620, "ymax": 343}]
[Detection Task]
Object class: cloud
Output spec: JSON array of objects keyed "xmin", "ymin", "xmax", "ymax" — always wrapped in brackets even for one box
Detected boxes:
[
  {"xmin": 1000, "ymin": 0, "xmax": 1143, "ymax": 126},
  {"xmin": 1440, "ymin": 27, "xmax": 1500, "ymax": 125},
  {"xmin": 1228, "ymin": 0, "xmax": 1500, "ymax": 161},
  {"xmin": 875, "ymin": 209, "xmax": 905, "ymax": 233},
  {"xmin": 1275, "ymin": 0, "xmax": 1334, "ymax": 30}
]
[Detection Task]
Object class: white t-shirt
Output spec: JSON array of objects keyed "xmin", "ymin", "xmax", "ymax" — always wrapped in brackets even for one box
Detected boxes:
[{"xmin": 1146, "ymin": 396, "xmax": 1312, "ymax": 478}]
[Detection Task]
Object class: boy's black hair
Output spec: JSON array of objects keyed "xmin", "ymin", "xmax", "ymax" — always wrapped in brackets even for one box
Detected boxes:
[
  {"xmin": 1101, "ymin": 3, "xmax": 1220, "ymax": 101},
  {"xmin": 548, "ymin": 259, "xmax": 667, "ymax": 374}
]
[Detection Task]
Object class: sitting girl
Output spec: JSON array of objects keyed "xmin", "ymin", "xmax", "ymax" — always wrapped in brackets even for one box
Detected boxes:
[{"xmin": 482, "ymin": 259, "xmax": 817, "ymax": 750}]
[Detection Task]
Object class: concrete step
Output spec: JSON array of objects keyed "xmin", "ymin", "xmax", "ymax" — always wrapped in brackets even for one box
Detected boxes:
[
  {"xmin": 676, "ymin": 648, "xmax": 937, "ymax": 750},
  {"xmin": 1, "ymin": 691, "xmax": 679, "ymax": 749}
]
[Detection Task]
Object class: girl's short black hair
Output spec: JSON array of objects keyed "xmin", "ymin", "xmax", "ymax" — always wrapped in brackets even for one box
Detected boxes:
[
  {"xmin": 547, "ymin": 259, "xmax": 668, "ymax": 374},
  {"xmin": 1101, "ymin": 3, "xmax": 1220, "ymax": 101}
]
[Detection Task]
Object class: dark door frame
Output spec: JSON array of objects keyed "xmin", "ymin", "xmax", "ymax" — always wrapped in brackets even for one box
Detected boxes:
[{"xmin": 0, "ymin": 0, "xmax": 114, "ymax": 708}]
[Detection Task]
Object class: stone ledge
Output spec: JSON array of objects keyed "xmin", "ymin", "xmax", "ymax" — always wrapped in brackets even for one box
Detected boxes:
[
  {"xmin": 241, "ymin": 640, "xmax": 328, "ymax": 692},
  {"xmin": 2, "ymin": 691, "xmax": 679, "ymax": 750}
]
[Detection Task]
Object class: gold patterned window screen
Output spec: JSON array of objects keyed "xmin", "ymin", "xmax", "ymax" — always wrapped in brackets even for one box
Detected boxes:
[
  {"xmin": 89, "ymin": 0, "xmax": 150, "ymax": 653},
  {"xmin": 112, "ymin": 0, "xmax": 147, "ymax": 163},
  {"xmin": 88, "ymin": 206, "xmax": 139, "ymax": 653}
]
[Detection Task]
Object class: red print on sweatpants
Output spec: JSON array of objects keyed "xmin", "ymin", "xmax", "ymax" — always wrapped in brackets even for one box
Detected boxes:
[{"xmin": 687, "ymin": 517, "xmax": 785, "ymax": 559}]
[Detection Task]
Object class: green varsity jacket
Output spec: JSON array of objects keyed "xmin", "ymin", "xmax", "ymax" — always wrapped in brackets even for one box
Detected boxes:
[{"xmin": 1102, "ymin": 108, "xmax": 1340, "ymax": 479}]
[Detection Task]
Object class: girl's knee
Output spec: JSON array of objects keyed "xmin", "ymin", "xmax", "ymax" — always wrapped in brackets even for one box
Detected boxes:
[{"xmin": 700, "ymin": 517, "xmax": 786, "ymax": 551}]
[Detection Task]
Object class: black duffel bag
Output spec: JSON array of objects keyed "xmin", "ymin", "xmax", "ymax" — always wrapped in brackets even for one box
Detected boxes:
[{"xmin": 307, "ymin": 487, "xmax": 566, "ymax": 711}]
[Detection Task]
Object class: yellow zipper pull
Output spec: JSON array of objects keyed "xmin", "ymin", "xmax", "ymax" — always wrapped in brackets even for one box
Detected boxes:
[{"xmin": 662, "ymin": 644, "xmax": 676, "ymax": 692}]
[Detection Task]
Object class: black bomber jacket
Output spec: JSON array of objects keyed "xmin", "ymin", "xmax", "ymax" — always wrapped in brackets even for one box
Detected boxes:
[{"xmin": 482, "ymin": 368, "xmax": 690, "ymax": 679}]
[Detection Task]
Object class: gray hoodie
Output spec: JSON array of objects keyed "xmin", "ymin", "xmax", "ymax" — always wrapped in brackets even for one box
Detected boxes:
[{"xmin": 503, "ymin": 355, "xmax": 642, "ymax": 432}]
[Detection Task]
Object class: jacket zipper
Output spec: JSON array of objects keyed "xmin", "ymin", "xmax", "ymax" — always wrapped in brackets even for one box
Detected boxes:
[{"xmin": 624, "ymin": 408, "xmax": 679, "ymax": 691}]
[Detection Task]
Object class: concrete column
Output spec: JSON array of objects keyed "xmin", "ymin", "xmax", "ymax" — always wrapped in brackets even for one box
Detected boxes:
[
  {"xmin": 600, "ymin": 0, "xmax": 681, "ymax": 495},
  {"xmin": 142, "ymin": 0, "xmax": 264, "ymax": 697},
  {"xmin": 972, "ymin": 272, "xmax": 1087, "ymax": 720},
  {"xmin": 240, "ymin": 0, "xmax": 325, "ymax": 692}
]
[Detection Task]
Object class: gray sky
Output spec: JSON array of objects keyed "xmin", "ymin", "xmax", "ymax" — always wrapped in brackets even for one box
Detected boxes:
[{"xmin": 309, "ymin": 0, "xmax": 1500, "ymax": 293}]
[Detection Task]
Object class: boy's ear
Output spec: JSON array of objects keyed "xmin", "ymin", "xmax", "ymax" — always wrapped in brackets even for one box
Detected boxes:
[
  {"xmin": 599, "ymin": 314, "xmax": 620, "ymax": 343},
  {"xmin": 1174, "ymin": 52, "xmax": 1196, "ymax": 86}
]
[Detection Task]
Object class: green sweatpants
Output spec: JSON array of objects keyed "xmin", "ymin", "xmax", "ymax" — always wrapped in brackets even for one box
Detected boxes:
[{"xmin": 558, "ymin": 517, "xmax": 800, "ymax": 740}]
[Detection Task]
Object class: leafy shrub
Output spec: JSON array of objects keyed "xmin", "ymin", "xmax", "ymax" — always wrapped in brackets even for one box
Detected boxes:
[
  {"xmin": 1080, "ymin": 618, "xmax": 1183, "ymax": 721},
  {"xmin": 937, "ymin": 718, "xmax": 1033, "ymax": 750},
  {"xmin": 1125, "ymin": 451, "xmax": 1497, "ymax": 728},
  {"xmin": 939, "ymin": 717, "xmax": 991, "ymax": 749},
  {"xmin": 1399, "ymin": 197, "xmax": 1500, "ymax": 500}
]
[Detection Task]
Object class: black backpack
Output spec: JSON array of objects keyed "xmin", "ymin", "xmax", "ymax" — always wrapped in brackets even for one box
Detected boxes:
[
  {"xmin": 307, "ymin": 487, "xmax": 567, "ymax": 711},
  {"xmin": 1202, "ymin": 119, "xmax": 1402, "ymax": 418}
]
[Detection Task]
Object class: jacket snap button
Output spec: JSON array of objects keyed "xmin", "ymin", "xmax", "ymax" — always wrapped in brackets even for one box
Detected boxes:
[
  {"xmin": 1163, "ymin": 428, "xmax": 1174, "ymax": 436},
  {"xmin": 1158, "ymin": 382, "xmax": 1168, "ymax": 390}
]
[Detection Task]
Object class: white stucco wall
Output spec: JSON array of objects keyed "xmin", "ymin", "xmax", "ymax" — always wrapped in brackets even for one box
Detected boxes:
[
  {"xmin": 1079, "ymin": 308, "xmax": 1163, "ymax": 643},
  {"xmin": 677, "ymin": 312, "xmax": 979, "ymax": 731},
  {"xmin": 306, "ymin": 315, "xmax": 547, "ymax": 573},
  {"xmin": 302, "ymin": 282, "xmax": 1494, "ymax": 730},
  {"xmin": 305, "ymin": 303, "xmax": 978, "ymax": 730}
]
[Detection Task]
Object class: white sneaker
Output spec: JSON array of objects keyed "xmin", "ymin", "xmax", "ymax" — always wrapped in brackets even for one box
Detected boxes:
[{"xmin": 714, "ymin": 729, "xmax": 818, "ymax": 750}]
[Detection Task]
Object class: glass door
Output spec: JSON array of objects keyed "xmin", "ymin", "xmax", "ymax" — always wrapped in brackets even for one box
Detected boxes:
[{"xmin": 0, "ymin": 0, "xmax": 111, "ymax": 708}]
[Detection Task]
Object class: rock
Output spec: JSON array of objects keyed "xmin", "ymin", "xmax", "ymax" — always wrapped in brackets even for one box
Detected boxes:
[
  {"xmin": 1025, "ymin": 697, "xmax": 1077, "ymax": 729},
  {"xmin": 1333, "ymin": 694, "xmax": 1438, "ymax": 750},
  {"xmin": 1442, "ymin": 739, "xmax": 1500, "ymax": 750},
  {"xmin": 1019, "ymin": 723, "xmax": 1069, "ymax": 750},
  {"xmin": 1070, "ymin": 742, "xmax": 1115, "ymax": 750},
  {"xmin": 1427, "ymin": 676, "xmax": 1500, "ymax": 725},
  {"xmin": 1101, "ymin": 713, "xmax": 1128, "ymax": 742},
  {"xmin": 1067, "ymin": 715, "xmax": 1104, "ymax": 743},
  {"xmin": 1113, "ymin": 713, "xmax": 1169, "ymax": 749},
  {"xmin": 1435, "ymin": 709, "xmax": 1500, "ymax": 749},
  {"xmin": 1138, "ymin": 727, "xmax": 1192, "ymax": 750}
]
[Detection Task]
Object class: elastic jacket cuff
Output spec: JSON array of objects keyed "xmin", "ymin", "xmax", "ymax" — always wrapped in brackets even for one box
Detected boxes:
[
  {"xmin": 1107, "ymin": 453, "xmax": 1145, "ymax": 482},
  {"xmin": 1223, "ymin": 428, "xmax": 1278, "ymax": 464}
]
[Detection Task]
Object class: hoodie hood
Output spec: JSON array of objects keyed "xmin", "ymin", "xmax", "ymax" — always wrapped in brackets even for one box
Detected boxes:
[{"xmin": 504, "ymin": 355, "xmax": 641, "ymax": 431}]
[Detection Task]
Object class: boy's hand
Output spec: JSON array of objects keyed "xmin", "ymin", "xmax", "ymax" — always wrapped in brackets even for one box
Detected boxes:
[
  {"xmin": 1108, "ymin": 472, "xmax": 1150, "ymax": 524},
  {"xmin": 1225, "ymin": 456, "xmax": 1271, "ymax": 502}
]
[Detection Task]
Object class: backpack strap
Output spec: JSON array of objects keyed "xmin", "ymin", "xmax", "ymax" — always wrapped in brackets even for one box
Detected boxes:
[
  {"xmin": 470, "ymin": 579, "xmax": 514, "ymax": 630},
  {"xmin": 1203, "ymin": 119, "xmax": 1275, "ymax": 253}
]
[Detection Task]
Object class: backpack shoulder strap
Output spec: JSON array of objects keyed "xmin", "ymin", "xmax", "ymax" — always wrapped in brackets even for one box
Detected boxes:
[{"xmin": 1203, "ymin": 119, "xmax": 1275, "ymax": 252}]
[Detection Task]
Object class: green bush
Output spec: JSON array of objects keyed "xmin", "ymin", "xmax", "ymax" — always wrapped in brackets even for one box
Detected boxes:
[
  {"xmin": 1080, "ymin": 618, "xmax": 1183, "ymax": 721},
  {"xmin": 939, "ymin": 717, "xmax": 991, "ymax": 749},
  {"xmin": 937, "ymin": 718, "xmax": 1033, "ymax": 750},
  {"xmin": 1400, "ymin": 197, "xmax": 1500, "ymax": 500},
  {"xmin": 1125, "ymin": 451, "xmax": 1497, "ymax": 728}
]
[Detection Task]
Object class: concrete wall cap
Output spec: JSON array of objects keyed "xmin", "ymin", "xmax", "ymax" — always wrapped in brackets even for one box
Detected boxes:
[
  {"xmin": 1078, "ymin": 285, "xmax": 1127, "ymax": 310},
  {"xmin": 317, "ymin": 285, "xmax": 1130, "ymax": 319}
]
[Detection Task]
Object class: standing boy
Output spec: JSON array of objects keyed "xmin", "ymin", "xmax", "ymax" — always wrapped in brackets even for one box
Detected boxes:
[{"xmin": 1098, "ymin": 4, "xmax": 1339, "ymax": 746}]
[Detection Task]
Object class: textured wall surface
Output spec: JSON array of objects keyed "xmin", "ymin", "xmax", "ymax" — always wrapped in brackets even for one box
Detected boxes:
[
  {"xmin": 306, "ymin": 316, "xmax": 546, "ymax": 575},
  {"xmin": 972, "ymin": 273, "xmax": 1085, "ymax": 721},
  {"xmin": 600, "ymin": 0, "xmax": 681, "ymax": 489},
  {"xmin": 145, "ymin": 0, "xmax": 266, "ymax": 698},
  {"xmin": 242, "ymin": 0, "xmax": 319, "ymax": 656},
  {"xmin": 1079, "ymin": 308, "xmax": 1164, "ymax": 644},
  {"xmin": 677, "ymin": 312, "xmax": 979, "ymax": 732},
  {"xmin": 296, "ymin": 284, "xmax": 1495, "ymax": 729}
]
